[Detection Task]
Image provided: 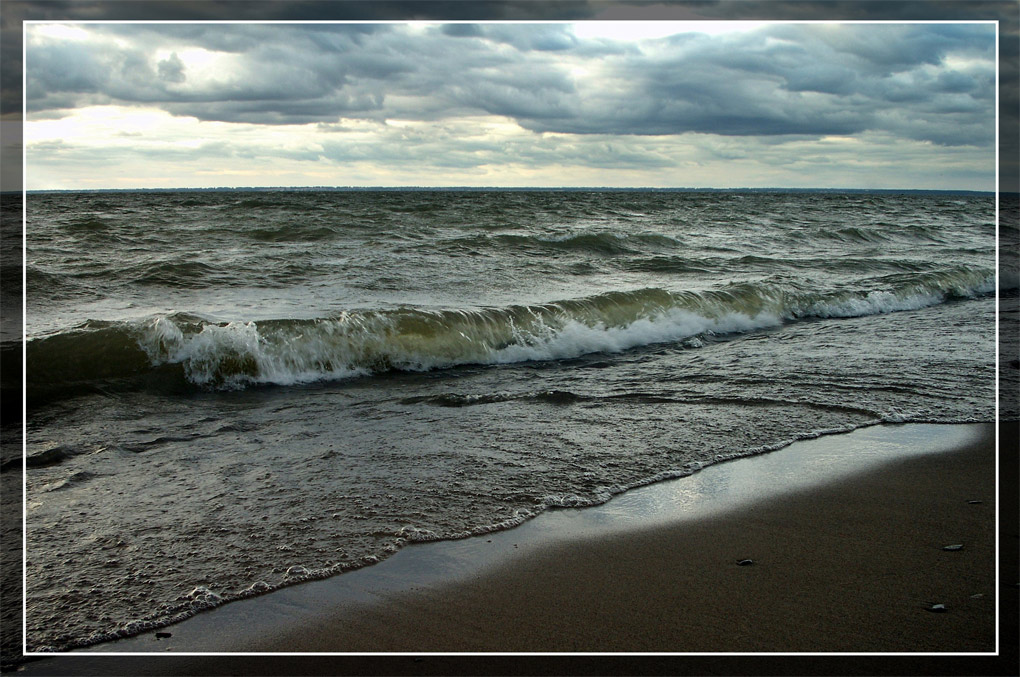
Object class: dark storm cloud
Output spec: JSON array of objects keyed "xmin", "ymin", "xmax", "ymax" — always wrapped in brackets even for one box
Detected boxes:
[
  {"xmin": 24, "ymin": 24, "xmax": 399, "ymax": 121},
  {"xmin": 680, "ymin": 0, "xmax": 1015, "ymax": 189},
  {"xmin": 3, "ymin": 1, "xmax": 599, "ymax": 121},
  {"xmin": 769, "ymin": 23, "xmax": 992, "ymax": 72},
  {"xmin": 497, "ymin": 24, "xmax": 994, "ymax": 146},
  {"xmin": 24, "ymin": 21, "xmax": 996, "ymax": 149}
]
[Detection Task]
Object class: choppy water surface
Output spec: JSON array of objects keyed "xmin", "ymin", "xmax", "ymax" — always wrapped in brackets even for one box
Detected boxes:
[{"xmin": 20, "ymin": 190, "xmax": 1010, "ymax": 651}]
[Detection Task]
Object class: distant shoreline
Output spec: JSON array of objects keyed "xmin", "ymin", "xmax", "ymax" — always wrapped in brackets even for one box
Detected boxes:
[{"xmin": 17, "ymin": 186, "xmax": 998, "ymax": 196}]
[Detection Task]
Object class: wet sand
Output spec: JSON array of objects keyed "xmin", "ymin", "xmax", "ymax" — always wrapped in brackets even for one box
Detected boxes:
[
  {"xmin": 16, "ymin": 422, "xmax": 1017, "ymax": 675},
  {"xmin": 255, "ymin": 423, "xmax": 1002, "ymax": 653}
]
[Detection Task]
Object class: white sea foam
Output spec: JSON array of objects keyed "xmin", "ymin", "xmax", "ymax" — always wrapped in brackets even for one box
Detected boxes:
[
  {"xmin": 139, "ymin": 318, "xmax": 370, "ymax": 387},
  {"xmin": 132, "ymin": 266, "xmax": 995, "ymax": 390},
  {"xmin": 491, "ymin": 307, "xmax": 781, "ymax": 365},
  {"xmin": 804, "ymin": 290, "xmax": 946, "ymax": 318},
  {"xmin": 136, "ymin": 306, "xmax": 783, "ymax": 388}
]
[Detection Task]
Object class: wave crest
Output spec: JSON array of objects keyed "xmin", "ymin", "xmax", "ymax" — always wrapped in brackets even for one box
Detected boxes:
[{"xmin": 26, "ymin": 266, "xmax": 997, "ymax": 398}]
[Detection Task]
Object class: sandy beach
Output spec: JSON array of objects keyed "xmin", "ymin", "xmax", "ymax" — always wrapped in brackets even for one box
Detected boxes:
[
  {"xmin": 15, "ymin": 421, "xmax": 1016, "ymax": 676},
  {"xmin": 252, "ymin": 423, "xmax": 1005, "ymax": 654}
]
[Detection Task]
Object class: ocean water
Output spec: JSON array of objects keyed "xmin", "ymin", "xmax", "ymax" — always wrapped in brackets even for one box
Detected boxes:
[{"xmin": 18, "ymin": 189, "xmax": 1013, "ymax": 651}]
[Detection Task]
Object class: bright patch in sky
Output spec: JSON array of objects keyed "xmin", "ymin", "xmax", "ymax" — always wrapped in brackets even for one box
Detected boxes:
[
  {"xmin": 27, "ymin": 107, "xmax": 196, "ymax": 147},
  {"xmin": 170, "ymin": 48, "xmax": 226, "ymax": 75},
  {"xmin": 30, "ymin": 23, "xmax": 90, "ymax": 41}
]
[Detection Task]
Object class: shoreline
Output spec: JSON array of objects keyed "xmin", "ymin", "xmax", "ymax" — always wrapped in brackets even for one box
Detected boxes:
[
  {"xmin": 16, "ymin": 421, "xmax": 1017, "ymax": 674},
  {"xmin": 253, "ymin": 422, "xmax": 1002, "ymax": 654}
]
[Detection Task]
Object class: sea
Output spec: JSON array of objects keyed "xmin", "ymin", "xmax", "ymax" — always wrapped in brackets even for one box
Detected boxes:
[{"xmin": 13, "ymin": 188, "xmax": 1017, "ymax": 652}]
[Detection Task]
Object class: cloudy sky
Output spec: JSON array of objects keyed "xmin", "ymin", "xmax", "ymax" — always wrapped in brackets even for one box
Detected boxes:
[{"xmin": 23, "ymin": 20, "xmax": 997, "ymax": 190}]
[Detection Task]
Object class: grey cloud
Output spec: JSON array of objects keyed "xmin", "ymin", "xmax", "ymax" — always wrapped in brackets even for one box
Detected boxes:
[
  {"xmin": 875, "ymin": 109, "xmax": 993, "ymax": 147},
  {"xmin": 26, "ymin": 40, "xmax": 107, "ymax": 98},
  {"xmin": 452, "ymin": 82, "xmax": 573, "ymax": 121},
  {"xmin": 449, "ymin": 23, "xmax": 994, "ymax": 146},
  {"xmin": 157, "ymin": 53, "xmax": 186, "ymax": 83},
  {"xmin": 316, "ymin": 125, "xmax": 678, "ymax": 172},
  {"xmin": 540, "ymin": 24, "xmax": 992, "ymax": 145},
  {"xmin": 439, "ymin": 23, "xmax": 579, "ymax": 51},
  {"xmin": 27, "ymin": 25, "xmax": 391, "ymax": 121},
  {"xmin": 783, "ymin": 67, "xmax": 859, "ymax": 96},
  {"xmin": 162, "ymin": 93, "xmax": 384, "ymax": 125},
  {"xmin": 4, "ymin": 0, "xmax": 601, "ymax": 121},
  {"xmin": 443, "ymin": 59, "xmax": 577, "ymax": 119},
  {"xmin": 773, "ymin": 24, "xmax": 986, "ymax": 73},
  {"xmin": 24, "ymin": 21, "xmax": 996, "ymax": 149},
  {"xmin": 440, "ymin": 24, "xmax": 484, "ymax": 38},
  {"xmin": 936, "ymin": 71, "xmax": 979, "ymax": 95},
  {"xmin": 99, "ymin": 23, "xmax": 282, "ymax": 52}
]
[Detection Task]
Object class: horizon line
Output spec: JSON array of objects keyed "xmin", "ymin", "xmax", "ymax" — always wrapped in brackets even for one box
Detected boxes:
[{"xmin": 16, "ymin": 186, "xmax": 997, "ymax": 195}]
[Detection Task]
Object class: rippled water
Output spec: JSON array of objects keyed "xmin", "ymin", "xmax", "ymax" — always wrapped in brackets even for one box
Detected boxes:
[{"xmin": 19, "ymin": 189, "xmax": 1010, "ymax": 651}]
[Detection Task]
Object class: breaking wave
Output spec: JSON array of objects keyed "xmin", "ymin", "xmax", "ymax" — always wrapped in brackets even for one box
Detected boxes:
[{"xmin": 26, "ymin": 266, "xmax": 998, "ymax": 402}]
